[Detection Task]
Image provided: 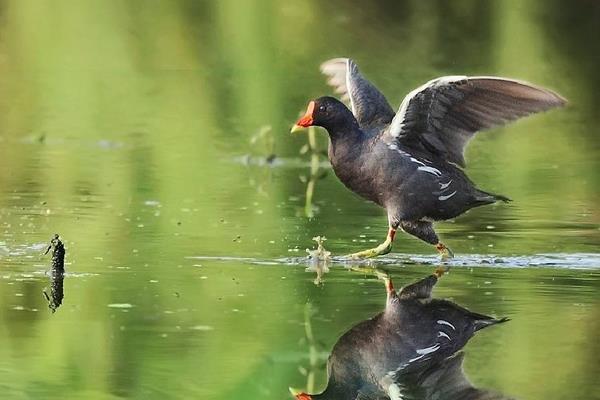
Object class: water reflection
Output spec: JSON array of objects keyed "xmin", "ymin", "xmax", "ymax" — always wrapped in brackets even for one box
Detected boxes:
[
  {"xmin": 0, "ymin": 1, "xmax": 596, "ymax": 399},
  {"xmin": 305, "ymin": 236, "xmax": 331, "ymax": 285},
  {"xmin": 294, "ymin": 273, "xmax": 510, "ymax": 400},
  {"xmin": 43, "ymin": 270, "xmax": 64, "ymax": 313},
  {"xmin": 42, "ymin": 235, "xmax": 65, "ymax": 313},
  {"xmin": 298, "ymin": 303, "xmax": 326, "ymax": 396},
  {"xmin": 397, "ymin": 352, "xmax": 513, "ymax": 400},
  {"xmin": 299, "ymin": 126, "xmax": 328, "ymax": 219}
]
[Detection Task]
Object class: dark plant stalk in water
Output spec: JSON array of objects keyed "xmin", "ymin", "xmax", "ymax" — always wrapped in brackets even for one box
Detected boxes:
[
  {"xmin": 43, "ymin": 234, "xmax": 65, "ymax": 313},
  {"xmin": 44, "ymin": 234, "xmax": 65, "ymax": 273}
]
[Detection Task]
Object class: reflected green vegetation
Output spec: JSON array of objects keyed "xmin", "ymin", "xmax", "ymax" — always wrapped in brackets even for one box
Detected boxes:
[{"xmin": 0, "ymin": 0, "xmax": 598, "ymax": 399}]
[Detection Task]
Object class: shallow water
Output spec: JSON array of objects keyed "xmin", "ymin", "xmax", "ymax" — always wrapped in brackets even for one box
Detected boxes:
[{"xmin": 0, "ymin": 1, "xmax": 599, "ymax": 399}]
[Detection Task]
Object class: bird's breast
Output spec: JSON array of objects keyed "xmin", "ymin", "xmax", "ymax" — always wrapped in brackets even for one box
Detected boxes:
[{"xmin": 329, "ymin": 142, "xmax": 387, "ymax": 206}]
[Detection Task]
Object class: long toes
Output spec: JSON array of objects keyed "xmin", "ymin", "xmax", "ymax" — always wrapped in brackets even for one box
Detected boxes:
[
  {"xmin": 442, "ymin": 246, "xmax": 454, "ymax": 260},
  {"xmin": 347, "ymin": 252, "xmax": 364, "ymax": 260},
  {"xmin": 349, "ymin": 251, "xmax": 373, "ymax": 260}
]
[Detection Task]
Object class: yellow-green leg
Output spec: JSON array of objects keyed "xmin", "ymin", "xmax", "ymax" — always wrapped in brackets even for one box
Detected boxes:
[{"xmin": 348, "ymin": 228, "xmax": 396, "ymax": 259}]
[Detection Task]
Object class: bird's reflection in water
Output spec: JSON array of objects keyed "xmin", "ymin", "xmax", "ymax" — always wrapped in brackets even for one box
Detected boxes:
[
  {"xmin": 293, "ymin": 273, "xmax": 512, "ymax": 400},
  {"xmin": 398, "ymin": 352, "xmax": 513, "ymax": 400},
  {"xmin": 42, "ymin": 234, "xmax": 65, "ymax": 313}
]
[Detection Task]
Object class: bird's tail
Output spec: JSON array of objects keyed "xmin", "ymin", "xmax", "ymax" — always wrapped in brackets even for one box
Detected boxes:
[
  {"xmin": 474, "ymin": 189, "xmax": 512, "ymax": 205},
  {"xmin": 473, "ymin": 316, "xmax": 510, "ymax": 332}
]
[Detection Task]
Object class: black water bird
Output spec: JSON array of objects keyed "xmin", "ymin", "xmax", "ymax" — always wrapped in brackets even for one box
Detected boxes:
[
  {"xmin": 291, "ymin": 58, "xmax": 566, "ymax": 258},
  {"xmin": 291, "ymin": 273, "xmax": 509, "ymax": 400},
  {"xmin": 399, "ymin": 352, "xmax": 515, "ymax": 400}
]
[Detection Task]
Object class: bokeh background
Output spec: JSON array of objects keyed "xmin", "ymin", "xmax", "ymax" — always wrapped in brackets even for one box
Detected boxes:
[{"xmin": 0, "ymin": 0, "xmax": 599, "ymax": 399}]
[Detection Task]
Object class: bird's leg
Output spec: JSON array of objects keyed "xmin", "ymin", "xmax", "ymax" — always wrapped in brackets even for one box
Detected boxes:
[
  {"xmin": 348, "ymin": 228, "xmax": 396, "ymax": 259},
  {"xmin": 382, "ymin": 274, "xmax": 397, "ymax": 302},
  {"xmin": 434, "ymin": 264, "xmax": 450, "ymax": 278},
  {"xmin": 399, "ymin": 220, "xmax": 455, "ymax": 261},
  {"xmin": 436, "ymin": 242, "xmax": 454, "ymax": 261}
]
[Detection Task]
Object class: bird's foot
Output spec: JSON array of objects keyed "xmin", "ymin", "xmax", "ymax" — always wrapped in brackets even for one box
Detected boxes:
[
  {"xmin": 434, "ymin": 265, "xmax": 450, "ymax": 278},
  {"xmin": 348, "ymin": 239, "xmax": 392, "ymax": 259},
  {"xmin": 436, "ymin": 242, "xmax": 454, "ymax": 261}
]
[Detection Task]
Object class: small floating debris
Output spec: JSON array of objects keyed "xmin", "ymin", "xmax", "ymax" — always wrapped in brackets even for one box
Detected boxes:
[
  {"xmin": 108, "ymin": 303, "xmax": 134, "ymax": 309},
  {"xmin": 248, "ymin": 125, "xmax": 276, "ymax": 164},
  {"xmin": 190, "ymin": 325, "xmax": 214, "ymax": 331},
  {"xmin": 306, "ymin": 236, "xmax": 331, "ymax": 285},
  {"xmin": 306, "ymin": 236, "xmax": 331, "ymax": 262}
]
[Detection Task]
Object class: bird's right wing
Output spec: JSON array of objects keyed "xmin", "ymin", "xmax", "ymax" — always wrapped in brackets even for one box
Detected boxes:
[
  {"xmin": 321, "ymin": 58, "xmax": 396, "ymax": 128},
  {"xmin": 388, "ymin": 76, "xmax": 566, "ymax": 167}
]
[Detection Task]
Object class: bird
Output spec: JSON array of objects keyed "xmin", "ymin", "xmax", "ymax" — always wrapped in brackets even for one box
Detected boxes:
[
  {"xmin": 291, "ymin": 58, "xmax": 566, "ymax": 259},
  {"xmin": 397, "ymin": 352, "xmax": 515, "ymax": 400},
  {"xmin": 291, "ymin": 273, "xmax": 509, "ymax": 400}
]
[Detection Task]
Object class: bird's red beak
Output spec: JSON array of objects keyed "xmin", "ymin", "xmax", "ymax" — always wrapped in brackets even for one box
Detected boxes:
[
  {"xmin": 291, "ymin": 101, "xmax": 315, "ymax": 133},
  {"xmin": 289, "ymin": 387, "xmax": 312, "ymax": 399}
]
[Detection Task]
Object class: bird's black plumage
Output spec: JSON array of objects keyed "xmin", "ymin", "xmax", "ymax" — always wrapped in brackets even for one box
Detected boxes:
[
  {"xmin": 293, "ymin": 274, "xmax": 510, "ymax": 400},
  {"xmin": 296, "ymin": 58, "xmax": 566, "ymax": 258}
]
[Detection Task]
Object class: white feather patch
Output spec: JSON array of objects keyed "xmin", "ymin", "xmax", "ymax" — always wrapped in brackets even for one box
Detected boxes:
[
  {"xmin": 437, "ymin": 320, "xmax": 456, "ymax": 330},
  {"xmin": 438, "ymin": 191, "xmax": 457, "ymax": 201}
]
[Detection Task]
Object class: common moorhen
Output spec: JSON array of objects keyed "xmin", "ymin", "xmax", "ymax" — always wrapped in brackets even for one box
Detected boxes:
[
  {"xmin": 291, "ymin": 58, "xmax": 566, "ymax": 259},
  {"xmin": 292, "ymin": 273, "xmax": 509, "ymax": 400},
  {"xmin": 401, "ymin": 352, "xmax": 514, "ymax": 400}
]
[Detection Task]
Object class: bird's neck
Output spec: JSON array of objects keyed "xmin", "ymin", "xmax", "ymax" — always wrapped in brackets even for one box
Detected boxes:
[
  {"xmin": 326, "ymin": 118, "xmax": 362, "ymax": 143},
  {"xmin": 327, "ymin": 120, "xmax": 364, "ymax": 161},
  {"xmin": 315, "ymin": 382, "xmax": 361, "ymax": 400}
]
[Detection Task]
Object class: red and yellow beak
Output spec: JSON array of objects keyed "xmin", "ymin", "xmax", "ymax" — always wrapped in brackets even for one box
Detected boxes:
[
  {"xmin": 289, "ymin": 387, "xmax": 312, "ymax": 399},
  {"xmin": 291, "ymin": 101, "xmax": 315, "ymax": 133}
]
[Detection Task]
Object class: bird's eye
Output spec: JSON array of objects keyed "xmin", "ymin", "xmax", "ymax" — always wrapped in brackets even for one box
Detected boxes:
[{"xmin": 319, "ymin": 105, "xmax": 326, "ymax": 112}]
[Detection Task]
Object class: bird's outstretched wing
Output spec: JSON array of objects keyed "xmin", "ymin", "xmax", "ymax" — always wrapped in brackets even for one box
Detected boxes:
[
  {"xmin": 388, "ymin": 76, "xmax": 566, "ymax": 167},
  {"xmin": 321, "ymin": 58, "xmax": 395, "ymax": 128}
]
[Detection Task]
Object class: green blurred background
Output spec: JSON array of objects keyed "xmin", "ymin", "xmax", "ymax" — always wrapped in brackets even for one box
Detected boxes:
[{"xmin": 0, "ymin": 0, "xmax": 599, "ymax": 399}]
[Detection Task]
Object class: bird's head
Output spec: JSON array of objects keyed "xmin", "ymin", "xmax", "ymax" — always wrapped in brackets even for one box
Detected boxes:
[{"xmin": 291, "ymin": 96, "xmax": 354, "ymax": 134}]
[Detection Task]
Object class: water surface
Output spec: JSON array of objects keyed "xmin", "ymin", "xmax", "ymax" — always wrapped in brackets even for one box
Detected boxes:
[{"xmin": 0, "ymin": 1, "xmax": 599, "ymax": 399}]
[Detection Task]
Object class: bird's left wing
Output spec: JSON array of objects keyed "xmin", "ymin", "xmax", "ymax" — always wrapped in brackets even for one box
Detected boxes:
[
  {"xmin": 387, "ymin": 76, "xmax": 566, "ymax": 167},
  {"xmin": 321, "ymin": 58, "xmax": 396, "ymax": 128}
]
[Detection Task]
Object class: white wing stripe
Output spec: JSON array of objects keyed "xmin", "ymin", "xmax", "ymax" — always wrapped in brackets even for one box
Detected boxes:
[
  {"xmin": 390, "ymin": 76, "xmax": 468, "ymax": 137},
  {"xmin": 438, "ymin": 191, "xmax": 457, "ymax": 201},
  {"xmin": 437, "ymin": 320, "xmax": 456, "ymax": 330},
  {"xmin": 417, "ymin": 166, "xmax": 442, "ymax": 177}
]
